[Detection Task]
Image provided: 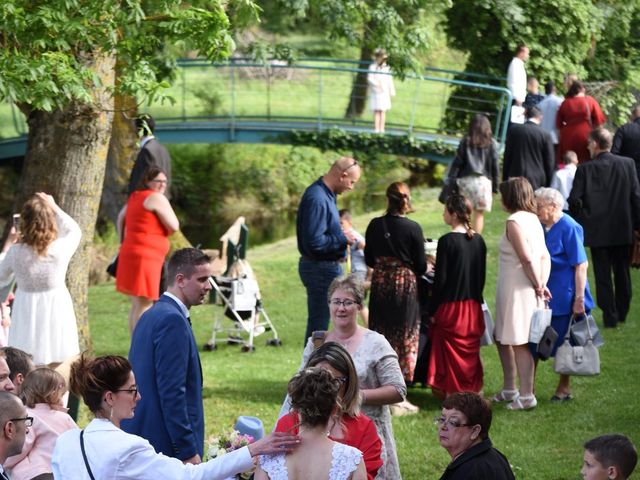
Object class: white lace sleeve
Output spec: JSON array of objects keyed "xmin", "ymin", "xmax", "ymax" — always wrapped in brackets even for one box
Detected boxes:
[
  {"xmin": 329, "ymin": 443, "xmax": 363, "ymax": 480},
  {"xmin": 55, "ymin": 208, "xmax": 82, "ymax": 253},
  {"xmin": 0, "ymin": 248, "xmax": 14, "ymax": 288},
  {"xmin": 259, "ymin": 453, "xmax": 288, "ymax": 480}
]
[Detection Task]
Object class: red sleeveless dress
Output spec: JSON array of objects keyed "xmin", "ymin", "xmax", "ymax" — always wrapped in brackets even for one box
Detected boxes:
[{"xmin": 116, "ymin": 190, "xmax": 170, "ymax": 300}]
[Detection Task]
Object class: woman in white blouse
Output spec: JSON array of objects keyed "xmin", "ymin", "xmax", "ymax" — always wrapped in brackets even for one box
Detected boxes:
[
  {"xmin": 367, "ymin": 49, "xmax": 396, "ymax": 133},
  {"xmin": 0, "ymin": 193, "xmax": 81, "ymax": 367},
  {"xmin": 53, "ymin": 354, "xmax": 300, "ymax": 480}
]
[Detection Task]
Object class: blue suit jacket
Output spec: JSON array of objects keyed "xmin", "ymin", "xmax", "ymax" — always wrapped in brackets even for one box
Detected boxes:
[{"xmin": 122, "ymin": 295, "xmax": 204, "ymax": 460}]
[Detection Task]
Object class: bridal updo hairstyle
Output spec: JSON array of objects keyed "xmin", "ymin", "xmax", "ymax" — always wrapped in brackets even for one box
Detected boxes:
[
  {"xmin": 21, "ymin": 194, "xmax": 58, "ymax": 256},
  {"xmin": 386, "ymin": 182, "xmax": 413, "ymax": 215},
  {"xmin": 69, "ymin": 353, "xmax": 132, "ymax": 414},
  {"xmin": 288, "ymin": 367, "xmax": 341, "ymax": 428}
]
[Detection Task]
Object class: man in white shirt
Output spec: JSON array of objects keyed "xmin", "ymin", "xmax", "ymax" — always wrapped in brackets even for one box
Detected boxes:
[
  {"xmin": 538, "ymin": 81, "xmax": 564, "ymax": 146},
  {"xmin": 506, "ymin": 45, "xmax": 529, "ymax": 106}
]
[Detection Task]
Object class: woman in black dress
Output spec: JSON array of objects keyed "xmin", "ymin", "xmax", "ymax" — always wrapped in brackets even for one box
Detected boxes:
[
  {"xmin": 365, "ymin": 182, "xmax": 427, "ymax": 399},
  {"xmin": 427, "ymin": 194, "xmax": 486, "ymax": 399}
]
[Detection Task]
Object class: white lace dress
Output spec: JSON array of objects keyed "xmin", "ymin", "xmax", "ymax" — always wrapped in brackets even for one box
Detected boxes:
[
  {"xmin": 260, "ymin": 442, "xmax": 362, "ymax": 480},
  {"xmin": 0, "ymin": 209, "xmax": 81, "ymax": 364}
]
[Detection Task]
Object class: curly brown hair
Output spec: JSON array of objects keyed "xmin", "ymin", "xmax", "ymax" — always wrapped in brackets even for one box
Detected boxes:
[
  {"xmin": 289, "ymin": 367, "xmax": 341, "ymax": 428},
  {"xmin": 20, "ymin": 195, "xmax": 57, "ymax": 256}
]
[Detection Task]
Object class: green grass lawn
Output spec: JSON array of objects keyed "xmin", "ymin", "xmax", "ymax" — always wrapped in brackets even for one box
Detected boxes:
[{"xmin": 87, "ymin": 187, "xmax": 640, "ymax": 479}]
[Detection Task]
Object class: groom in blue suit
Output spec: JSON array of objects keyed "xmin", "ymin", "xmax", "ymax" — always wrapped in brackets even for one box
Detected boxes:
[{"xmin": 122, "ymin": 248, "xmax": 212, "ymax": 464}]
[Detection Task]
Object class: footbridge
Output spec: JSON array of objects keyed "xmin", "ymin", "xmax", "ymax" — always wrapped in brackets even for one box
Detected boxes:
[{"xmin": 0, "ymin": 58, "xmax": 511, "ymax": 163}]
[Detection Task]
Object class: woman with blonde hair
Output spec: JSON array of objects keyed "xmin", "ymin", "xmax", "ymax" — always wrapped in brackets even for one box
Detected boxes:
[
  {"xmin": 0, "ymin": 193, "xmax": 81, "ymax": 367},
  {"xmin": 4, "ymin": 367, "xmax": 77, "ymax": 480}
]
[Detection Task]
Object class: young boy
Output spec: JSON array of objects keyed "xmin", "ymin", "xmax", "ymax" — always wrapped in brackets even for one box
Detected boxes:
[
  {"xmin": 339, "ymin": 209, "xmax": 370, "ymax": 326},
  {"xmin": 582, "ymin": 434, "xmax": 638, "ymax": 480}
]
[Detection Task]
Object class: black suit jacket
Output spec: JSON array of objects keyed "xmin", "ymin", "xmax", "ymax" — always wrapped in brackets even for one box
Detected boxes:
[
  {"xmin": 127, "ymin": 137, "xmax": 172, "ymax": 196},
  {"xmin": 568, "ymin": 151, "xmax": 640, "ymax": 247},
  {"xmin": 612, "ymin": 118, "xmax": 640, "ymax": 181},
  {"xmin": 503, "ymin": 120, "xmax": 555, "ymax": 190}
]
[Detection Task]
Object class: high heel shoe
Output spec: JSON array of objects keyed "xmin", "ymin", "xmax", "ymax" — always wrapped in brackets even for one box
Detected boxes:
[
  {"xmin": 491, "ymin": 389, "xmax": 518, "ymax": 402},
  {"xmin": 506, "ymin": 394, "xmax": 537, "ymax": 410}
]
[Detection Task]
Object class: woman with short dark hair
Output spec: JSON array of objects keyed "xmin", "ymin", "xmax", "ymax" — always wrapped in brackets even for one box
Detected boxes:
[
  {"xmin": 493, "ymin": 178, "xmax": 550, "ymax": 410},
  {"xmin": 116, "ymin": 166, "xmax": 179, "ymax": 333},
  {"xmin": 437, "ymin": 392, "xmax": 515, "ymax": 479}
]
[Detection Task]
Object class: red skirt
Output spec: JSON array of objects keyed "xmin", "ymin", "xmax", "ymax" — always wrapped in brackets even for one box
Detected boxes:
[{"xmin": 428, "ymin": 299, "xmax": 484, "ymax": 395}]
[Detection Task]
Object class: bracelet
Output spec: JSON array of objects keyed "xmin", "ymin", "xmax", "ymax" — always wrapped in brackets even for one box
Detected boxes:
[{"xmin": 575, "ymin": 295, "xmax": 584, "ymax": 300}]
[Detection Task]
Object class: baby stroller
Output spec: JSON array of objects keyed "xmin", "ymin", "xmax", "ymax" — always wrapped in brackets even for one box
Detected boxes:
[{"xmin": 203, "ymin": 219, "xmax": 281, "ymax": 352}]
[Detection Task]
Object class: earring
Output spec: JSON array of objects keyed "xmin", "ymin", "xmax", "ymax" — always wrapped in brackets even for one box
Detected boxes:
[{"xmin": 109, "ymin": 406, "xmax": 113, "ymax": 421}]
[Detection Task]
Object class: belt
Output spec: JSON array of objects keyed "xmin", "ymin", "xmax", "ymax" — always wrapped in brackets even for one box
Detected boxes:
[{"xmin": 301, "ymin": 254, "xmax": 341, "ymax": 262}]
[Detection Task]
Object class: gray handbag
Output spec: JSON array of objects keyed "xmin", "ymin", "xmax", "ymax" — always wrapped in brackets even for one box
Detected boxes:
[
  {"xmin": 554, "ymin": 316, "xmax": 600, "ymax": 376},
  {"xmin": 570, "ymin": 314, "xmax": 604, "ymax": 348}
]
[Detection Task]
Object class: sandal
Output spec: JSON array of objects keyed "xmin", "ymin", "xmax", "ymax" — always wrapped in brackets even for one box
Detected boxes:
[
  {"xmin": 506, "ymin": 394, "xmax": 537, "ymax": 410},
  {"xmin": 492, "ymin": 389, "xmax": 519, "ymax": 402},
  {"xmin": 550, "ymin": 393, "xmax": 573, "ymax": 403}
]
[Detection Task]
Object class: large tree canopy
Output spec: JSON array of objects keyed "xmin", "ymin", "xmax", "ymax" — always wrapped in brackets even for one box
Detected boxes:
[
  {"xmin": 444, "ymin": 0, "xmax": 640, "ymax": 129},
  {"xmin": 0, "ymin": 0, "xmax": 258, "ymax": 349}
]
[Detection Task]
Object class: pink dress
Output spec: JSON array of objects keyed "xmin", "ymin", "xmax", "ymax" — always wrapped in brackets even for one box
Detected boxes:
[{"xmin": 4, "ymin": 403, "xmax": 77, "ymax": 480}]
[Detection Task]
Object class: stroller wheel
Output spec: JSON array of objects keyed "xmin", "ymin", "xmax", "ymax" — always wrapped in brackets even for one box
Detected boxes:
[
  {"xmin": 203, "ymin": 342, "xmax": 217, "ymax": 351},
  {"xmin": 241, "ymin": 345, "xmax": 255, "ymax": 353},
  {"xmin": 266, "ymin": 338, "xmax": 282, "ymax": 347}
]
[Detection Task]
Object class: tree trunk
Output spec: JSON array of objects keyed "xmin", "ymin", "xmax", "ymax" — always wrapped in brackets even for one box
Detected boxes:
[
  {"xmin": 16, "ymin": 51, "xmax": 116, "ymax": 351},
  {"xmin": 344, "ymin": 44, "xmax": 373, "ymax": 119},
  {"xmin": 100, "ymin": 91, "xmax": 138, "ymax": 225}
]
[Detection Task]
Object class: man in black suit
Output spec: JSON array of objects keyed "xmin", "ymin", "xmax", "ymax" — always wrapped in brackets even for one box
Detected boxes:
[
  {"xmin": 127, "ymin": 114, "xmax": 172, "ymax": 197},
  {"xmin": 503, "ymin": 106, "xmax": 555, "ymax": 190},
  {"xmin": 569, "ymin": 127, "xmax": 640, "ymax": 327},
  {"xmin": 611, "ymin": 104, "xmax": 640, "ymax": 182}
]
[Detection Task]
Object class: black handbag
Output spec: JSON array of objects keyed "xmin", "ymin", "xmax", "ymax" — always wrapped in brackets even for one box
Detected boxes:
[
  {"xmin": 106, "ymin": 253, "xmax": 118, "ymax": 277},
  {"xmin": 537, "ymin": 325, "xmax": 558, "ymax": 361},
  {"xmin": 438, "ymin": 178, "xmax": 458, "ymax": 204}
]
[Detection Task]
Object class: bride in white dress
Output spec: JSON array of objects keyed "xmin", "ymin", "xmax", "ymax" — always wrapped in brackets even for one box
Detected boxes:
[
  {"xmin": 0, "ymin": 193, "xmax": 81, "ymax": 366},
  {"xmin": 256, "ymin": 368, "xmax": 366, "ymax": 480}
]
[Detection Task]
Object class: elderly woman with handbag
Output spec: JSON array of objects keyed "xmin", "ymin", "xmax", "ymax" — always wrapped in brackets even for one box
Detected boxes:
[{"xmin": 535, "ymin": 187, "xmax": 595, "ymax": 401}]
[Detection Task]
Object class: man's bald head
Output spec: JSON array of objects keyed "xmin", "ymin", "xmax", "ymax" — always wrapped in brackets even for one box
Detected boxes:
[
  {"xmin": 325, "ymin": 157, "xmax": 361, "ymax": 195},
  {"xmin": 0, "ymin": 391, "xmax": 23, "ymax": 425}
]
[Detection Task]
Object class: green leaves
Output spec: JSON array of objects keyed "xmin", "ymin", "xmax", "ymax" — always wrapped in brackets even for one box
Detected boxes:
[{"xmin": 0, "ymin": 0, "xmax": 243, "ymax": 110}]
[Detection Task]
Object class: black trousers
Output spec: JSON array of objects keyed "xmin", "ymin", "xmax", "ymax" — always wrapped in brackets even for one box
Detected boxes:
[{"xmin": 590, "ymin": 245, "xmax": 632, "ymax": 327}]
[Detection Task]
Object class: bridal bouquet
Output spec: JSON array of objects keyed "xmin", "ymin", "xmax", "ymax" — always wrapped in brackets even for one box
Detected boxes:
[{"xmin": 207, "ymin": 429, "xmax": 255, "ymax": 458}]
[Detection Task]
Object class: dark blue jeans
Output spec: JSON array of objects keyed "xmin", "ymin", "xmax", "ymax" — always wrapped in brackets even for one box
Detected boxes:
[{"xmin": 299, "ymin": 257, "xmax": 343, "ymax": 345}]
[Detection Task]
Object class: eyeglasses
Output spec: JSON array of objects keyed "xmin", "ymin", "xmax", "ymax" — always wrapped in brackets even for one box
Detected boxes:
[
  {"xmin": 9, "ymin": 416, "xmax": 34, "ymax": 427},
  {"xmin": 329, "ymin": 299, "xmax": 359, "ymax": 308},
  {"xmin": 115, "ymin": 387, "xmax": 139, "ymax": 397},
  {"xmin": 434, "ymin": 416, "xmax": 470, "ymax": 429},
  {"xmin": 341, "ymin": 159, "xmax": 358, "ymax": 173}
]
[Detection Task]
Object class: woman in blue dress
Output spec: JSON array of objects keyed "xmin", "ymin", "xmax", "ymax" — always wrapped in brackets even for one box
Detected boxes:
[{"xmin": 535, "ymin": 187, "xmax": 595, "ymax": 402}]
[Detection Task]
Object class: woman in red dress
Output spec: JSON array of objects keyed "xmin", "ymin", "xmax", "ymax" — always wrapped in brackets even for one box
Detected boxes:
[
  {"xmin": 428, "ymin": 194, "xmax": 486, "ymax": 399},
  {"xmin": 276, "ymin": 342, "xmax": 382, "ymax": 480},
  {"xmin": 116, "ymin": 166, "xmax": 179, "ymax": 333},
  {"xmin": 556, "ymin": 81, "xmax": 606, "ymax": 163}
]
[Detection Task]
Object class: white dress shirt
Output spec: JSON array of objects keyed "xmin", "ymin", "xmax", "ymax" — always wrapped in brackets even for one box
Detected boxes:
[
  {"xmin": 52, "ymin": 419, "xmax": 253, "ymax": 480},
  {"xmin": 506, "ymin": 57, "xmax": 527, "ymax": 104}
]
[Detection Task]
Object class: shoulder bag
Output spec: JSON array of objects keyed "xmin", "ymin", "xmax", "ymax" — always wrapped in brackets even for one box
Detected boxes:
[
  {"xmin": 80, "ymin": 429, "xmax": 96, "ymax": 480},
  {"xmin": 570, "ymin": 313, "xmax": 604, "ymax": 348},
  {"xmin": 554, "ymin": 315, "xmax": 600, "ymax": 376}
]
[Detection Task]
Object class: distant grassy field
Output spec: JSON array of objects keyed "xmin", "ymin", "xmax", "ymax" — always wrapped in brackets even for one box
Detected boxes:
[{"xmin": 87, "ymin": 187, "xmax": 640, "ymax": 479}]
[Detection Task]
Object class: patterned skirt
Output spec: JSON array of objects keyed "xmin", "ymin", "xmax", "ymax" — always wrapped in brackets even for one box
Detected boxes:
[{"xmin": 368, "ymin": 257, "xmax": 421, "ymax": 382}]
